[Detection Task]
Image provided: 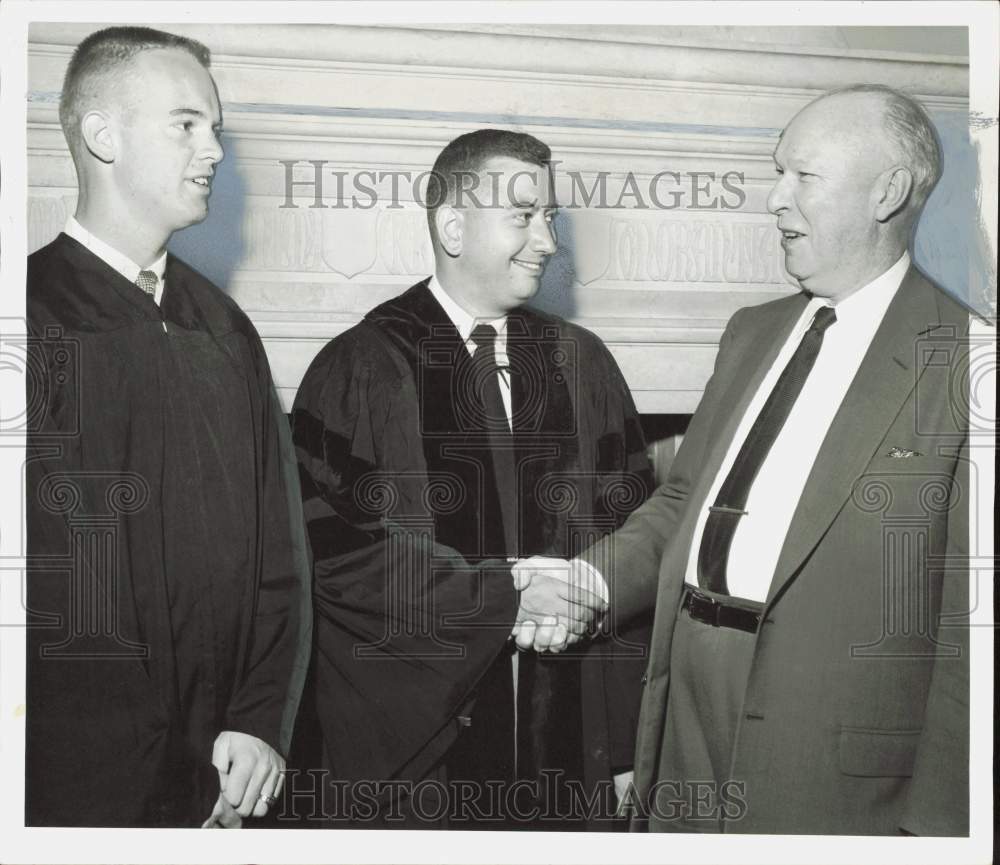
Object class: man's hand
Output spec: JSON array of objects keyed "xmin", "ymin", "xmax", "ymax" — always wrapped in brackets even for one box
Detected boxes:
[
  {"xmin": 210, "ymin": 730, "xmax": 285, "ymax": 821},
  {"xmin": 613, "ymin": 770, "xmax": 636, "ymax": 818},
  {"xmin": 511, "ymin": 556, "xmax": 608, "ymax": 652},
  {"xmin": 201, "ymin": 793, "xmax": 243, "ymax": 828}
]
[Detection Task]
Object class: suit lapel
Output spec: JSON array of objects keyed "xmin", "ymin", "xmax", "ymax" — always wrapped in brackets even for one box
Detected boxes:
[{"xmin": 767, "ymin": 268, "xmax": 945, "ymax": 603}]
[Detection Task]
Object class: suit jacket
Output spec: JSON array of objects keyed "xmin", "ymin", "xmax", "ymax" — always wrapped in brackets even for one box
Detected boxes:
[{"xmin": 584, "ymin": 267, "xmax": 972, "ymax": 835}]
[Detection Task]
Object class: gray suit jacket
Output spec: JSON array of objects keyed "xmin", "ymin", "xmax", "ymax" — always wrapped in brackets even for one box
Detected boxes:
[{"xmin": 585, "ymin": 267, "xmax": 972, "ymax": 835}]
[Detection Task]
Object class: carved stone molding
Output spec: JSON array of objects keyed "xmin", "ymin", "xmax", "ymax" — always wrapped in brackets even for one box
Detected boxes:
[{"xmin": 25, "ymin": 23, "xmax": 971, "ymax": 413}]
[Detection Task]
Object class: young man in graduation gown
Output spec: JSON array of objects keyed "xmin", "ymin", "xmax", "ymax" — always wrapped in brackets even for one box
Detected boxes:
[
  {"xmin": 25, "ymin": 27, "xmax": 307, "ymax": 828},
  {"xmin": 291, "ymin": 129, "xmax": 654, "ymax": 828}
]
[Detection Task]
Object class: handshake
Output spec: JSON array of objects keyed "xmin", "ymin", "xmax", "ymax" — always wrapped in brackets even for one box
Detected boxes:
[{"xmin": 510, "ymin": 556, "xmax": 608, "ymax": 653}]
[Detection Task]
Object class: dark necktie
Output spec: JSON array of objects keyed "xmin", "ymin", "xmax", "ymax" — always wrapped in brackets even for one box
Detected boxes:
[
  {"xmin": 698, "ymin": 305, "xmax": 837, "ymax": 594},
  {"xmin": 470, "ymin": 323, "xmax": 517, "ymax": 554},
  {"xmin": 470, "ymin": 324, "xmax": 509, "ymax": 434}
]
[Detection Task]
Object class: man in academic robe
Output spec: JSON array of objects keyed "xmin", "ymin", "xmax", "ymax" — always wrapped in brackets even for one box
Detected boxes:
[
  {"xmin": 291, "ymin": 129, "xmax": 654, "ymax": 828},
  {"xmin": 515, "ymin": 85, "xmax": 976, "ymax": 835},
  {"xmin": 26, "ymin": 27, "xmax": 307, "ymax": 828}
]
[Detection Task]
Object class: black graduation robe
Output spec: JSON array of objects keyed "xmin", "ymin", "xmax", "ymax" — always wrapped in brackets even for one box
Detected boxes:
[
  {"xmin": 25, "ymin": 233, "xmax": 308, "ymax": 827},
  {"xmin": 291, "ymin": 280, "xmax": 653, "ymax": 827}
]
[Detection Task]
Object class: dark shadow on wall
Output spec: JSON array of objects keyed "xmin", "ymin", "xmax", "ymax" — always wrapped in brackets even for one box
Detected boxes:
[
  {"xmin": 529, "ymin": 209, "xmax": 580, "ymax": 320},
  {"xmin": 916, "ymin": 109, "xmax": 993, "ymax": 315},
  {"xmin": 167, "ymin": 151, "xmax": 247, "ymax": 292}
]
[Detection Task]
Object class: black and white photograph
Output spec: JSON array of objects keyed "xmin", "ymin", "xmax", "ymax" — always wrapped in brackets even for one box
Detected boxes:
[{"xmin": 0, "ymin": 1, "xmax": 995, "ymax": 863}]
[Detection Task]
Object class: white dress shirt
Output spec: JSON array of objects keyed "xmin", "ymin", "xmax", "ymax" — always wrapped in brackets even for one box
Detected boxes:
[
  {"xmin": 429, "ymin": 275, "xmax": 512, "ymax": 428},
  {"xmin": 64, "ymin": 216, "xmax": 167, "ymax": 306},
  {"xmin": 684, "ymin": 252, "xmax": 911, "ymax": 601}
]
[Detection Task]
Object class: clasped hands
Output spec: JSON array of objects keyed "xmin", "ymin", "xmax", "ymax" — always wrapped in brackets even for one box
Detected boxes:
[{"xmin": 511, "ymin": 556, "xmax": 607, "ymax": 653}]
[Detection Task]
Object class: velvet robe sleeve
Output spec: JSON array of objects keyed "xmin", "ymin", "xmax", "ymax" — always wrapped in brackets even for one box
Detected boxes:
[
  {"xmin": 174, "ymin": 309, "xmax": 306, "ymax": 758},
  {"xmin": 224, "ymin": 328, "xmax": 312, "ymax": 755},
  {"xmin": 291, "ymin": 325, "xmax": 520, "ymax": 786}
]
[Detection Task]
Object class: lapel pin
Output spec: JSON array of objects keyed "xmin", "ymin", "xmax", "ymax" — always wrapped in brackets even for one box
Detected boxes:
[{"xmin": 887, "ymin": 446, "xmax": 921, "ymax": 459}]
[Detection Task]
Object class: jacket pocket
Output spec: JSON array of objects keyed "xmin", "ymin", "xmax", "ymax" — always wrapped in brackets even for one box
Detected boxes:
[{"xmin": 838, "ymin": 726, "xmax": 922, "ymax": 777}]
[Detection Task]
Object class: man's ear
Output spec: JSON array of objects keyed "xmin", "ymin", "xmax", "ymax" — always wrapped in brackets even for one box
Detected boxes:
[
  {"xmin": 874, "ymin": 166, "xmax": 913, "ymax": 223},
  {"xmin": 435, "ymin": 204, "xmax": 463, "ymax": 257},
  {"xmin": 80, "ymin": 110, "xmax": 115, "ymax": 164}
]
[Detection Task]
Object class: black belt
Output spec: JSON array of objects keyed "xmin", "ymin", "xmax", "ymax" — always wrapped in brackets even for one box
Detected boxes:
[{"xmin": 682, "ymin": 586, "xmax": 762, "ymax": 634}]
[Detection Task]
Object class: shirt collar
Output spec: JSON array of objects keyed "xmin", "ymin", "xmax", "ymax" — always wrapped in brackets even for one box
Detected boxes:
[
  {"xmin": 428, "ymin": 275, "xmax": 508, "ymax": 353},
  {"xmin": 823, "ymin": 251, "xmax": 910, "ymax": 325},
  {"xmin": 64, "ymin": 216, "xmax": 167, "ymax": 285}
]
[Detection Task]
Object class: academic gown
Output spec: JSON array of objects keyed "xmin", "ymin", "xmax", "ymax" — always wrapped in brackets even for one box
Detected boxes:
[
  {"xmin": 25, "ymin": 233, "xmax": 307, "ymax": 827},
  {"xmin": 291, "ymin": 279, "xmax": 653, "ymax": 827}
]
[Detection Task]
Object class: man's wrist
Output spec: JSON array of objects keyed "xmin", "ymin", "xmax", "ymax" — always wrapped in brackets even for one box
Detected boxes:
[{"xmin": 572, "ymin": 557, "xmax": 609, "ymax": 604}]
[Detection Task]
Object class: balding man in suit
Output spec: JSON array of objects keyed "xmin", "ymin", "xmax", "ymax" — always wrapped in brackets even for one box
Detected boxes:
[{"xmin": 514, "ymin": 84, "xmax": 975, "ymax": 835}]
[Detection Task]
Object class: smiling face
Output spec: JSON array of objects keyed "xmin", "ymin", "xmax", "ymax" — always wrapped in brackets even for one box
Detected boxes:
[
  {"xmin": 452, "ymin": 157, "xmax": 558, "ymax": 317},
  {"xmin": 110, "ymin": 48, "xmax": 223, "ymax": 239},
  {"xmin": 767, "ymin": 95, "xmax": 895, "ymax": 300}
]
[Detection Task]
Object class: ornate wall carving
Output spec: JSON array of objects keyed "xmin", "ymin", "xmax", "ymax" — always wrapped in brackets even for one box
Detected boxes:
[{"xmin": 26, "ymin": 23, "xmax": 970, "ymax": 412}]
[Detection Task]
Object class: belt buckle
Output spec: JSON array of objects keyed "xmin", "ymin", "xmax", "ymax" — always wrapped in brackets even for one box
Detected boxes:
[
  {"xmin": 686, "ymin": 587, "xmax": 763, "ymax": 633},
  {"xmin": 689, "ymin": 589, "xmax": 722, "ymax": 627}
]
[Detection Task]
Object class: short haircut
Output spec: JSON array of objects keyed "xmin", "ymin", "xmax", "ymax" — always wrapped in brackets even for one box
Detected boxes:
[
  {"xmin": 59, "ymin": 26, "xmax": 212, "ymax": 156},
  {"xmin": 822, "ymin": 84, "xmax": 943, "ymax": 209},
  {"xmin": 425, "ymin": 128, "xmax": 552, "ymax": 241}
]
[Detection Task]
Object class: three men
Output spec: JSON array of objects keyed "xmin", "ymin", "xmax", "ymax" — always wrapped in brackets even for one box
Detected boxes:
[
  {"xmin": 25, "ymin": 23, "xmax": 976, "ymax": 838},
  {"xmin": 26, "ymin": 27, "xmax": 305, "ymax": 827},
  {"xmin": 291, "ymin": 129, "xmax": 653, "ymax": 827},
  {"xmin": 520, "ymin": 85, "xmax": 972, "ymax": 835}
]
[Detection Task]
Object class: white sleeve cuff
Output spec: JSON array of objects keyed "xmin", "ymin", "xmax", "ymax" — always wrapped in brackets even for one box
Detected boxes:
[{"xmin": 572, "ymin": 557, "xmax": 609, "ymax": 604}]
